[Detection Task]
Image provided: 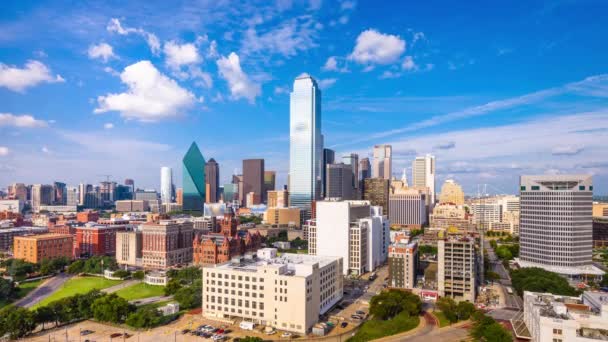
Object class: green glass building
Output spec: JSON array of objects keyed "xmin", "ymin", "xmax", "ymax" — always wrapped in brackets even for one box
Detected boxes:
[{"xmin": 182, "ymin": 142, "xmax": 206, "ymax": 211}]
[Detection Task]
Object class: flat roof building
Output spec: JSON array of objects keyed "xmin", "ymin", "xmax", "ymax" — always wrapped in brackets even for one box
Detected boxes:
[{"xmin": 13, "ymin": 233, "xmax": 73, "ymax": 263}]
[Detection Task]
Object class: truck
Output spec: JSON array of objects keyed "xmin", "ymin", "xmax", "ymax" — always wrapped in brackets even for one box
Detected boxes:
[{"xmin": 239, "ymin": 321, "xmax": 255, "ymax": 331}]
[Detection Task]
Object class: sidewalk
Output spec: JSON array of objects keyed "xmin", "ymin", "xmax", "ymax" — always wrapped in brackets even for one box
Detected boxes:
[{"xmin": 102, "ymin": 279, "xmax": 140, "ymax": 293}]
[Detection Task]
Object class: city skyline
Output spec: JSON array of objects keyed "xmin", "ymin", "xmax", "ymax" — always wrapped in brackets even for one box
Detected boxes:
[{"xmin": 1, "ymin": 1, "xmax": 608, "ymax": 194}]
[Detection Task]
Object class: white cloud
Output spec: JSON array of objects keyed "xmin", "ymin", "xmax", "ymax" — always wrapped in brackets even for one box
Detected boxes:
[
  {"xmin": 322, "ymin": 56, "xmax": 348, "ymax": 73},
  {"xmin": 552, "ymin": 145, "xmax": 584, "ymax": 155},
  {"xmin": 401, "ymin": 56, "xmax": 417, "ymax": 70},
  {"xmin": 411, "ymin": 32, "xmax": 426, "ymax": 46},
  {"xmin": 241, "ymin": 17, "xmax": 319, "ymax": 58},
  {"xmin": 163, "ymin": 41, "xmax": 201, "ymax": 69},
  {"xmin": 318, "ymin": 78, "xmax": 337, "ymax": 89},
  {"xmin": 103, "ymin": 66, "xmax": 120, "ymax": 77},
  {"xmin": 309, "ymin": 0, "xmax": 323, "ymax": 10},
  {"xmin": 341, "ymin": 0, "xmax": 356, "ymax": 10},
  {"xmin": 41, "ymin": 146, "xmax": 50, "ymax": 154},
  {"xmin": 94, "ymin": 60, "xmax": 196, "ymax": 122},
  {"xmin": 104, "ymin": 123, "xmax": 114, "ymax": 129},
  {"xmin": 338, "ymin": 15, "xmax": 349, "ymax": 25},
  {"xmin": 189, "ymin": 67, "xmax": 213, "ymax": 88},
  {"xmin": 87, "ymin": 43, "xmax": 116, "ymax": 62},
  {"xmin": 0, "ymin": 113, "xmax": 48, "ymax": 128},
  {"xmin": 107, "ymin": 18, "xmax": 160, "ymax": 55},
  {"xmin": 216, "ymin": 52, "xmax": 261, "ymax": 103},
  {"xmin": 207, "ymin": 40, "xmax": 219, "ymax": 58},
  {"xmin": 274, "ymin": 86, "xmax": 289, "ymax": 95},
  {"xmin": 0, "ymin": 147, "xmax": 9, "ymax": 156},
  {"xmin": 0, "ymin": 60, "xmax": 64, "ymax": 92},
  {"xmin": 348, "ymin": 29, "xmax": 406, "ymax": 65}
]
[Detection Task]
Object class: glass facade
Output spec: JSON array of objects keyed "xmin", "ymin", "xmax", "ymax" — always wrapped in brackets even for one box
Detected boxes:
[
  {"xmin": 223, "ymin": 183, "xmax": 238, "ymax": 203},
  {"xmin": 182, "ymin": 142, "xmax": 206, "ymax": 211},
  {"xmin": 289, "ymin": 74, "xmax": 322, "ymax": 219},
  {"xmin": 160, "ymin": 166, "xmax": 173, "ymax": 203}
]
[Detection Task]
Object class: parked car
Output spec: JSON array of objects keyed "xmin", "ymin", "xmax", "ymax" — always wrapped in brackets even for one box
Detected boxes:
[
  {"xmin": 356, "ymin": 310, "xmax": 366, "ymax": 315},
  {"xmin": 281, "ymin": 332, "xmax": 292, "ymax": 338},
  {"xmin": 181, "ymin": 329, "xmax": 190, "ymax": 334},
  {"xmin": 340, "ymin": 322, "xmax": 348, "ymax": 328},
  {"xmin": 110, "ymin": 333, "xmax": 123, "ymax": 338},
  {"xmin": 81, "ymin": 330, "xmax": 94, "ymax": 336},
  {"xmin": 351, "ymin": 315, "xmax": 363, "ymax": 320}
]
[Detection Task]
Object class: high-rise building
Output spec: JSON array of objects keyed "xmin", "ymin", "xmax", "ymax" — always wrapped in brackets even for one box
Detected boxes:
[
  {"xmin": 264, "ymin": 207, "xmax": 301, "ymax": 228},
  {"xmin": 78, "ymin": 183, "xmax": 91, "ymax": 206},
  {"xmin": 412, "ymin": 154, "xmax": 436, "ymax": 204},
  {"xmin": 372, "ymin": 145, "xmax": 392, "ymax": 179},
  {"xmin": 438, "ymin": 237, "xmax": 477, "ymax": 302},
  {"xmin": 182, "ymin": 142, "xmax": 206, "ymax": 211},
  {"xmin": 322, "ymin": 148, "xmax": 335, "ymax": 198},
  {"xmin": 326, "ymin": 163, "xmax": 354, "ymax": 200},
  {"xmin": 8, "ymin": 183, "xmax": 27, "ymax": 202},
  {"xmin": 53, "ymin": 182, "xmax": 67, "ymax": 205},
  {"xmin": 124, "ymin": 179, "xmax": 135, "ymax": 194},
  {"xmin": 359, "ymin": 158, "xmax": 371, "ymax": 191},
  {"xmin": 99, "ymin": 181, "xmax": 117, "ymax": 207},
  {"xmin": 342, "ymin": 153, "xmax": 359, "ymax": 192},
  {"xmin": 438, "ymin": 179, "xmax": 464, "ymax": 205},
  {"xmin": 264, "ymin": 171, "xmax": 276, "ymax": 196},
  {"xmin": 205, "ymin": 158, "xmax": 220, "ymax": 203},
  {"xmin": 31, "ymin": 184, "xmax": 53, "ymax": 211},
  {"xmin": 289, "ymin": 73, "xmax": 322, "ymax": 220},
  {"xmin": 388, "ymin": 189, "xmax": 427, "ymax": 229},
  {"xmin": 223, "ymin": 184, "xmax": 238, "ymax": 204},
  {"xmin": 388, "ymin": 241, "xmax": 418, "ymax": 289},
  {"xmin": 519, "ymin": 175, "xmax": 603, "ymax": 277},
  {"xmin": 176, "ymin": 188, "xmax": 183, "ymax": 206},
  {"xmin": 66, "ymin": 186, "xmax": 78, "ymax": 206},
  {"xmin": 267, "ymin": 190, "xmax": 289, "ymax": 208},
  {"xmin": 363, "ymin": 178, "xmax": 390, "ymax": 215},
  {"xmin": 243, "ymin": 159, "xmax": 264, "ymax": 205},
  {"xmin": 160, "ymin": 166, "xmax": 173, "ymax": 204},
  {"xmin": 141, "ymin": 220, "xmax": 193, "ymax": 269}
]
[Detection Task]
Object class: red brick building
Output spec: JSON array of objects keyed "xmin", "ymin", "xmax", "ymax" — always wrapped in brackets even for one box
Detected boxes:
[
  {"xmin": 74, "ymin": 223, "xmax": 126, "ymax": 257},
  {"xmin": 76, "ymin": 211, "xmax": 99, "ymax": 223}
]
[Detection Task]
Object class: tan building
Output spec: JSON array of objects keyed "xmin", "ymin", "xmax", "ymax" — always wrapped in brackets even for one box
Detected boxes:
[
  {"xmin": 141, "ymin": 220, "xmax": 193, "ymax": 269},
  {"xmin": 116, "ymin": 200, "xmax": 149, "ymax": 212},
  {"xmin": 363, "ymin": 178, "xmax": 390, "ymax": 215},
  {"xmin": 202, "ymin": 248, "xmax": 343, "ymax": 334},
  {"xmin": 593, "ymin": 203, "xmax": 608, "ymax": 217},
  {"xmin": 264, "ymin": 207, "xmax": 301, "ymax": 228},
  {"xmin": 388, "ymin": 241, "xmax": 418, "ymax": 289},
  {"xmin": 438, "ymin": 179, "xmax": 465, "ymax": 205},
  {"xmin": 13, "ymin": 234, "xmax": 73, "ymax": 263},
  {"xmin": 116, "ymin": 230, "xmax": 143, "ymax": 267},
  {"xmin": 267, "ymin": 190, "xmax": 289, "ymax": 208},
  {"xmin": 438, "ymin": 237, "xmax": 477, "ymax": 302}
]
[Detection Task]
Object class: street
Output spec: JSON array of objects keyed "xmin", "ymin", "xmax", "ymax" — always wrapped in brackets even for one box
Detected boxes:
[
  {"xmin": 483, "ymin": 239, "xmax": 522, "ymax": 310},
  {"xmin": 15, "ymin": 273, "xmax": 73, "ymax": 308}
]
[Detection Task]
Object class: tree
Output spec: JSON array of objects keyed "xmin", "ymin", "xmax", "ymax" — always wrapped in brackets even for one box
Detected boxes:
[
  {"xmin": 369, "ymin": 290, "xmax": 421, "ymax": 320},
  {"xmin": 164, "ymin": 278, "xmax": 183, "ymax": 295},
  {"xmin": 7, "ymin": 259, "xmax": 36, "ymax": 280},
  {"xmin": 470, "ymin": 311, "xmax": 511, "ymax": 341},
  {"xmin": 91, "ymin": 294, "xmax": 134, "ymax": 323},
  {"xmin": 0, "ymin": 277, "xmax": 16, "ymax": 299},
  {"xmin": 485, "ymin": 271, "xmax": 501, "ymax": 284},
  {"xmin": 0, "ymin": 307, "xmax": 36, "ymax": 339},
  {"xmin": 456, "ymin": 301, "xmax": 475, "ymax": 320},
  {"xmin": 67, "ymin": 259, "xmax": 84, "ymax": 274},
  {"xmin": 435, "ymin": 297, "xmax": 458, "ymax": 323},
  {"xmin": 174, "ymin": 281, "xmax": 202, "ymax": 309},
  {"xmin": 511, "ymin": 267, "xmax": 578, "ymax": 296},
  {"xmin": 112, "ymin": 269, "xmax": 130, "ymax": 279},
  {"xmin": 132, "ymin": 270, "xmax": 145, "ymax": 280},
  {"xmin": 241, "ymin": 337, "xmax": 264, "ymax": 342},
  {"xmin": 418, "ymin": 245, "xmax": 438, "ymax": 255},
  {"xmin": 126, "ymin": 307, "xmax": 163, "ymax": 328},
  {"xmin": 34, "ymin": 306, "xmax": 54, "ymax": 330}
]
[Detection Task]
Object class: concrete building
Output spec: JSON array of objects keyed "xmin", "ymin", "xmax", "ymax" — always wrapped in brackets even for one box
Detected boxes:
[
  {"xmin": 160, "ymin": 166, "xmax": 173, "ymax": 204},
  {"xmin": 202, "ymin": 248, "xmax": 343, "ymax": 334},
  {"xmin": 359, "ymin": 157, "xmax": 371, "ymax": 194},
  {"xmin": 289, "ymin": 73, "xmax": 323, "ymax": 220},
  {"xmin": 372, "ymin": 144, "xmax": 392, "ymax": 179},
  {"xmin": 0, "ymin": 226, "xmax": 48, "ymax": 251},
  {"xmin": 267, "ymin": 190, "xmax": 288, "ymax": 208},
  {"xmin": 264, "ymin": 171, "xmax": 276, "ymax": 197},
  {"xmin": 322, "ymin": 148, "xmax": 335, "ymax": 198},
  {"xmin": 308, "ymin": 200, "xmax": 389, "ymax": 275},
  {"xmin": 521, "ymin": 291, "xmax": 608, "ymax": 342},
  {"xmin": 264, "ymin": 207, "xmax": 301, "ymax": 228},
  {"xmin": 438, "ymin": 179, "xmax": 464, "ymax": 205},
  {"xmin": 74, "ymin": 222, "xmax": 126, "ymax": 257},
  {"xmin": 363, "ymin": 178, "xmax": 390, "ymax": 216},
  {"xmin": 116, "ymin": 200, "xmax": 149, "ymax": 212},
  {"xmin": 13, "ymin": 233, "xmax": 73, "ymax": 263},
  {"xmin": 37, "ymin": 205, "xmax": 77, "ymax": 213},
  {"xmin": 412, "ymin": 154, "xmax": 436, "ymax": 205},
  {"xmin": 325, "ymin": 163, "xmax": 354, "ymax": 200},
  {"xmin": 31, "ymin": 184, "xmax": 53, "ymax": 211},
  {"xmin": 388, "ymin": 241, "xmax": 418, "ymax": 289},
  {"xmin": 438, "ymin": 237, "xmax": 477, "ymax": 302},
  {"xmin": 243, "ymin": 159, "xmax": 265, "ymax": 205},
  {"xmin": 141, "ymin": 220, "xmax": 194, "ymax": 269},
  {"xmin": 388, "ymin": 189, "xmax": 427, "ymax": 229},
  {"xmin": 342, "ymin": 153, "xmax": 359, "ymax": 193},
  {"xmin": 116, "ymin": 230, "xmax": 143, "ymax": 267},
  {"xmin": 246, "ymin": 192, "xmax": 261, "ymax": 207},
  {"xmin": 8, "ymin": 183, "xmax": 27, "ymax": 202},
  {"xmin": 0, "ymin": 199, "xmax": 23, "ymax": 213},
  {"xmin": 204, "ymin": 158, "xmax": 220, "ymax": 203},
  {"xmin": 470, "ymin": 201, "xmax": 502, "ymax": 226},
  {"xmin": 518, "ymin": 174, "xmax": 603, "ymax": 277},
  {"xmin": 593, "ymin": 202, "xmax": 608, "ymax": 217},
  {"xmin": 593, "ymin": 217, "xmax": 608, "ymax": 248},
  {"xmin": 66, "ymin": 186, "xmax": 78, "ymax": 206}
]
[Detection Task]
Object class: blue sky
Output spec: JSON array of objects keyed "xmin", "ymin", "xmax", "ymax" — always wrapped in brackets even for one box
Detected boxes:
[{"xmin": 1, "ymin": 0, "xmax": 608, "ymax": 195}]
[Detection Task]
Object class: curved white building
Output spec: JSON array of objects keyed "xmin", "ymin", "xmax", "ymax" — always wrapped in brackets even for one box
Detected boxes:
[{"xmin": 160, "ymin": 166, "xmax": 173, "ymax": 204}]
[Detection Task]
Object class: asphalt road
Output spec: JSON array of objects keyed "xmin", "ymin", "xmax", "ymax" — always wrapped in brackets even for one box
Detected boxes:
[
  {"xmin": 484, "ymin": 240, "xmax": 523, "ymax": 310},
  {"xmin": 16, "ymin": 273, "xmax": 73, "ymax": 308}
]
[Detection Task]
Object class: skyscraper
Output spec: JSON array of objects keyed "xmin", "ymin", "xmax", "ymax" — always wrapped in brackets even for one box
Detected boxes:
[
  {"xmin": 342, "ymin": 153, "xmax": 359, "ymax": 192},
  {"xmin": 205, "ymin": 158, "xmax": 220, "ymax": 203},
  {"xmin": 519, "ymin": 174, "xmax": 603, "ymax": 277},
  {"xmin": 31, "ymin": 184, "xmax": 53, "ymax": 211},
  {"xmin": 289, "ymin": 73, "xmax": 322, "ymax": 219},
  {"xmin": 373, "ymin": 145, "xmax": 392, "ymax": 179},
  {"xmin": 8, "ymin": 183, "xmax": 27, "ymax": 202},
  {"xmin": 53, "ymin": 182, "xmax": 67, "ymax": 205},
  {"xmin": 322, "ymin": 148, "xmax": 335, "ymax": 198},
  {"xmin": 363, "ymin": 178, "xmax": 390, "ymax": 215},
  {"xmin": 264, "ymin": 171, "xmax": 276, "ymax": 197},
  {"xmin": 359, "ymin": 157, "xmax": 371, "ymax": 195},
  {"xmin": 326, "ymin": 163, "xmax": 354, "ymax": 200},
  {"xmin": 412, "ymin": 154, "xmax": 436, "ymax": 205},
  {"xmin": 182, "ymin": 142, "xmax": 206, "ymax": 211},
  {"xmin": 243, "ymin": 159, "xmax": 264, "ymax": 205},
  {"xmin": 160, "ymin": 166, "xmax": 173, "ymax": 203}
]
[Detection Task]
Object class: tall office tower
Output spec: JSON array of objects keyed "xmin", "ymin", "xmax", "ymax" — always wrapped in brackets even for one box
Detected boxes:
[
  {"xmin": 114, "ymin": 184, "xmax": 132, "ymax": 201},
  {"xmin": 388, "ymin": 241, "xmax": 418, "ymax": 289},
  {"xmin": 234, "ymin": 175, "xmax": 244, "ymax": 204},
  {"xmin": 53, "ymin": 182, "xmax": 67, "ymax": 205},
  {"xmin": 388, "ymin": 189, "xmax": 427, "ymax": 229},
  {"xmin": 519, "ymin": 175, "xmax": 603, "ymax": 277},
  {"xmin": 363, "ymin": 178, "xmax": 390, "ymax": 216},
  {"xmin": 372, "ymin": 145, "xmax": 392, "ymax": 179},
  {"xmin": 78, "ymin": 183, "xmax": 92, "ymax": 206},
  {"xmin": 9, "ymin": 183, "xmax": 27, "ymax": 202},
  {"xmin": 31, "ymin": 184, "xmax": 53, "ymax": 211},
  {"xmin": 412, "ymin": 154, "xmax": 436, "ymax": 205},
  {"xmin": 204, "ymin": 158, "xmax": 220, "ymax": 203},
  {"xmin": 342, "ymin": 153, "xmax": 359, "ymax": 193},
  {"xmin": 359, "ymin": 158, "xmax": 371, "ymax": 196},
  {"xmin": 223, "ymin": 184, "xmax": 238, "ymax": 203},
  {"xmin": 322, "ymin": 148, "xmax": 335, "ymax": 198},
  {"xmin": 182, "ymin": 142, "xmax": 206, "ymax": 212},
  {"xmin": 243, "ymin": 159, "xmax": 264, "ymax": 205},
  {"xmin": 176, "ymin": 188, "xmax": 183, "ymax": 205},
  {"xmin": 326, "ymin": 163, "xmax": 354, "ymax": 200},
  {"xmin": 264, "ymin": 171, "xmax": 276, "ymax": 196},
  {"xmin": 160, "ymin": 166, "xmax": 173, "ymax": 204},
  {"xmin": 438, "ymin": 237, "xmax": 477, "ymax": 302},
  {"xmin": 438, "ymin": 179, "xmax": 464, "ymax": 205},
  {"xmin": 289, "ymin": 73, "xmax": 323, "ymax": 219},
  {"xmin": 99, "ymin": 181, "xmax": 117, "ymax": 207},
  {"xmin": 66, "ymin": 186, "xmax": 78, "ymax": 206},
  {"xmin": 124, "ymin": 179, "xmax": 135, "ymax": 194}
]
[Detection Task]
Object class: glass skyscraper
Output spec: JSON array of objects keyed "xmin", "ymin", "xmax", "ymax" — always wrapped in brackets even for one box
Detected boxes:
[
  {"xmin": 182, "ymin": 142, "xmax": 206, "ymax": 211},
  {"xmin": 160, "ymin": 166, "xmax": 173, "ymax": 203},
  {"xmin": 289, "ymin": 73, "xmax": 322, "ymax": 219}
]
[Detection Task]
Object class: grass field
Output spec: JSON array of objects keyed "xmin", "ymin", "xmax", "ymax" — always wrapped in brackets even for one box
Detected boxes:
[
  {"xmin": 0, "ymin": 279, "xmax": 44, "ymax": 309},
  {"xmin": 32, "ymin": 276, "xmax": 122, "ymax": 309},
  {"xmin": 347, "ymin": 311, "xmax": 420, "ymax": 342},
  {"xmin": 115, "ymin": 282, "xmax": 165, "ymax": 301},
  {"xmin": 433, "ymin": 311, "xmax": 452, "ymax": 327}
]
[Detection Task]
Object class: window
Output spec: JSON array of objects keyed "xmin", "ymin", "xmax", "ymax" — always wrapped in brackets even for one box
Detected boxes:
[
  {"xmin": 579, "ymin": 186, "xmax": 585, "ymax": 190},
  {"xmin": 531, "ymin": 185, "xmax": 540, "ymax": 190},
  {"xmin": 520, "ymin": 186, "xmax": 526, "ymax": 191}
]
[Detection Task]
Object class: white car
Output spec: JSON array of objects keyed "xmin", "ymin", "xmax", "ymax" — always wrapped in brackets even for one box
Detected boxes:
[
  {"xmin": 281, "ymin": 332, "xmax": 292, "ymax": 338},
  {"xmin": 212, "ymin": 335, "xmax": 225, "ymax": 341}
]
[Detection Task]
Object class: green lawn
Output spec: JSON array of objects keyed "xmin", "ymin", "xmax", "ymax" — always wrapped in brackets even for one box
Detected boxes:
[
  {"xmin": 0, "ymin": 279, "xmax": 44, "ymax": 309},
  {"xmin": 432, "ymin": 311, "xmax": 452, "ymax": 327},
  {"xmin": 347, "ymin": 311, "xmax": 420, "ymax": 342},
  {"xmin": 115, "ymin": 282, "xmax": 165, "ymax": 301},
  {"xmin": 32, "ymin": 276, "xmax": 122, "ymax": 309}
]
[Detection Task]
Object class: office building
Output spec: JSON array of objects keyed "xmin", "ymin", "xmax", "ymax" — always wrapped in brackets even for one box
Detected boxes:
[
  {"xmin": 289, "ymin": 73, "xmax": 323, "ymax": 220},
  {"xmin": 388, "ymin": 189, "xmax": 427, "ymax": 229},
  {"xmin": 264, "ymin": 207, "xmax": 301, "ymax": 228},
  {"xmin": 342, "ymin": 153, "xmax": 359, "ymax": 192},
  {"xmin": 116, "ymin": 200, "xmax": 149, "ymax": 212},
  {"xmin": 116, "ymin": 230, "xmax": 143, "ymax": 267},
  {"xmin": 99, "ymin": 181, "xmax": 116, "ymax": 207},
  {"xmin": 518, "ymin": 174, "xmax": 603, "ymax": 277},
  {"xmin": 183, "ymin": 142, "xmax": 206, "ymax": 211},
  {"xmin": 593, "ymin": 217, "xmax": 608, "ymax": 248},
  {"xmin": 363, "ymin": 178, "xmax": 390, "ymax": 215},
  {"xmin": 438, "ymin": 237, "xmax": 477, "ymax": 302},
  {"xmin": 593, "ymin": 203, "xmax": 608, "ymax": 217},
  {"xmin": 268, "ymin": 190, "xmax": 289, "ymax": 208},
  {"xmin": 372, "ymin": 144, "xmax": 392, "ymax": 179},
  {"xmin": 359, "ymin": 158, "xmax": 371, "ymax": 192},
  {"xmin": 176, "ymin": 188, "xmax": 183, "ymax": 206},
  {"xmin": 205, "ymin": 158, "xmax": 220, "ymax": 203},
  {"xmin": 202, "ymin": 248, "xmax": 343, "ymax": 334},
  {"xmin": 141, "ymin": 220, "xmax": 194, "ymax": 269},
  {"xmin": 223, "ymin": 183, "xmax": 238, "ymax": 203},
  {"xmin": 0, "ymin": 199, "xmax": 23, "ymax": 213},
  {"xmin": 160, "ymin": 166, "xmax": 173, "ymax": 204},
  {"xmin": 74, "ymin": 222, "xmax": 126, "ymax": 257},
  {"xmin": 388, "ymin": 241, "xmax": 418, "ymax": 289},
  {"xmin": 0, "ymin": 227, "xmax": 48, "ymax": 251},
  {"xmin": 66, "ymin": 186, "xmax": 78, "ymax": 206},
  {"xmin": 8, "ymin": 183, "xmax": 27, "ymax": 202},
  {"xmin": 309, "ymin": 200, "xmax": 389, "ymax": 275},
  {"xmin": 322, "ymin": 148, "xmax": 335, "ymax": 198},
  {"xmin": 412, "ymin": 154, "xmax": 436, "ymax": 204},
  {"xmin": 325, "ymin": 163, "xmax": 354, "ymax": 200},
  {"xmin": 264, "ymin": 171, "xmax": 276, "ymax": 196},
  {"xmin": 78, "ymin": 183, "xmax": 90, "ymax": 206},
  {"xmin": 521, "ymin": 291, "xmax": 608, "ymax": 342},
  {"xmin": 77, "ymin": 211, "xmax": 99, "ymax": 223},
  {"xmin": 438, "ymin": 179, "xmax": 464, "ymax": 205},
  {"xmin": 31, "ymin": 184, "xmax": 53, "ymax": 211},
  {"xmin": 53, "ymin": 182, "xmax": 67, "ymax": 205},
  {"xmin": 13, "ymin": 234, "xmax": 73, "ymax": 263},
  {"xmin": 470, "ymin": 201, "xmax": 502, "ymax": 225},
  {"xmin": 243, "ymin": 159, "xmax": 265, "ymax": 205}
]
